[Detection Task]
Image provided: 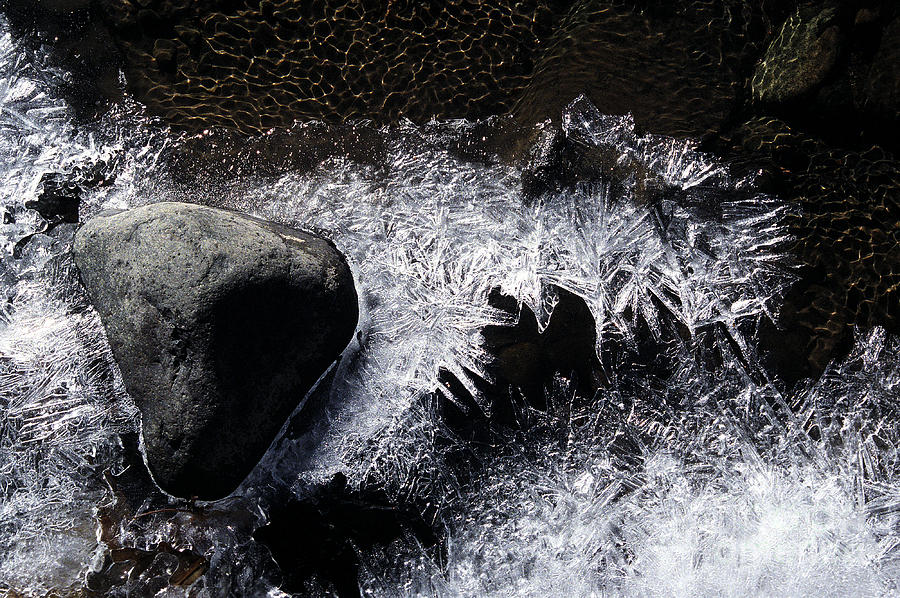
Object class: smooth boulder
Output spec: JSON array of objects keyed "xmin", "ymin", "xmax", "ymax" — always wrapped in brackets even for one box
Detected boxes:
[{"xmin": 73, "ymin": 202, "xmax": 358, "ymax": 500}]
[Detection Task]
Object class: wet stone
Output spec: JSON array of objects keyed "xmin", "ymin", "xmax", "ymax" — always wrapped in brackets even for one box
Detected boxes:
[
  {"xmin": 72, "ymin": 202, "xmax": 358, "ymax": 500},
  {"xmin": 752, "ymin": 5, "xmax": 843, "ymax": 105}
]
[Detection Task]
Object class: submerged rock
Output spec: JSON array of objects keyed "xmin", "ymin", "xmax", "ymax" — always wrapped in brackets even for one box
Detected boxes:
[
  {"xmin": 73, "ymin": 202, "xmax": 358, "ymax": 499},
  {"xmin": 752, "ymin": 5, "xmax": 842, "ymax": 105}
]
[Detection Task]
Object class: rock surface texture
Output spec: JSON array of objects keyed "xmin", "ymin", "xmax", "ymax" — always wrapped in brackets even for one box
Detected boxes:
[
  {"xmin": 73, "ymin": 202, "xmax": 358, "ymax": 499},
  {"xmin": 752, "ymin": 5, "xmax": 842, "ymax": 104}
]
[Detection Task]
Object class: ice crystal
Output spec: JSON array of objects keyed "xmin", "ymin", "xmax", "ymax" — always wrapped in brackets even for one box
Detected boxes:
[
  {"xmin": 360, "ymin": 330, "xmax": 900, "ymax": 598},
  {"xmin": 213, "ymin": 96, "xmax": 793, "ymax": 506},
  {"xmin": 0, "ymin": 19, "xmax": 164, "ymax": 592},
  {"xmin": 0, "ymin": 256, "xmax": 138, "ymax": 592}
]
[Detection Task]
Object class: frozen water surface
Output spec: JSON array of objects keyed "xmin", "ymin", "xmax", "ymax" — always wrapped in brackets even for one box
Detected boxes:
[{"xmin": 1, "ymin": 16, "xmax": 900, "ymax": 598}]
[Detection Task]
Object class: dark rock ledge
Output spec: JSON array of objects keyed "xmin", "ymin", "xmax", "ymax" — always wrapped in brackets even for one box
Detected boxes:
[{"xmin": 73, "ymin": 202, "xmax": 358, "ymax": 500}]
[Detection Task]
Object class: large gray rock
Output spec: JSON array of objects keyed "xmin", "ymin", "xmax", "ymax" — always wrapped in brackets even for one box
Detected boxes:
[{"xmin": 73, "ymin": 202, "xmax": 357, "ymax": 499}]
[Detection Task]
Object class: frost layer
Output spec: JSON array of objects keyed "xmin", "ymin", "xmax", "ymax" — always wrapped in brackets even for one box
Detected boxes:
[
  {"xmin": 0, "ymin": 21, "xmax": 157, "ymax": 592},
  {"xmin": 214, "ymin": 97, "xmax": 793, "ymax": 506},
  {"xmin": 368, "ymin": 329, "xmax": 900, "ymax": 597}
]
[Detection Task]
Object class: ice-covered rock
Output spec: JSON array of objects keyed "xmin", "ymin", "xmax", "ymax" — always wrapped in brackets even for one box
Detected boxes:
[{"xmin": 72, "ymin": 202, "xmax": 358, "ymax": 499}]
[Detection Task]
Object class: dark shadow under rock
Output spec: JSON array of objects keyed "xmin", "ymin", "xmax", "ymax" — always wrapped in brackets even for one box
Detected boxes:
[{"xmin": 254, "ymin": 473, "xmax": 438, "ymax": 598}]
